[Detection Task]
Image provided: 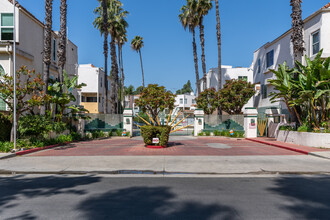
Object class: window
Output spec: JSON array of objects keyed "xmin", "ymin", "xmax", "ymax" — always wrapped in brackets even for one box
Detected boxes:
[
  {"xmin": 238, "ymin": 76, "xmax": 248, "ymax": 81},
  {"xmin": 184, "ymin": 99, "xmax": 187, "ymax": 104},
  {"xmin": 257, "ymin": 59, "xmax": 261, "ymax": 73},
  {"xmin": 0, "ymin": 64, "xmax": 5, "ymax": 75},
  {"xmin": 262, "ymin": 85, "xmax": 267, "ymax": 99},
  {"xmin": 266, "ymin": 50, "xmax": 274, "ymax": 68},
  {"xmin": 1, "ymin": 13, "xmax": 14, "ymax": 41},
  {"xmin": 180, "ymin": 98, "xmax": 183, "ymax": 104},
  {"xmin": 86, "ymin": 97, "xmax": 97, "ymax": 102},
  {"xmin": 192, "ymin": 99, "xmax": 196, "ymax": 104},
  {"xmin": 81, "ymin": 96, "xmax": 86, "ymax": 102},
  {"xmin": 53, "ymin": 39, "xmax": 56, "ymax": 61},
  {"xmin": 0, "ymin": 94, "xmax": 6, "ymax": 111},
  {"xmin": 312, "ymin": 31, "xmax": 320, "ymax": 55}
]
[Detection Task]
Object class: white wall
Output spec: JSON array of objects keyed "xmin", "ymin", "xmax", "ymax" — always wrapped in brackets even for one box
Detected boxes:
[{"xmin": 174, "ymin": 94, "xmax": 196, "ymax": 109}]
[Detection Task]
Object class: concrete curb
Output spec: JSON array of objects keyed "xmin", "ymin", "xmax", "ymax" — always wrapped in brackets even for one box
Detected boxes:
[
  {"xmin": 246, "ymin": 138, "xmax": 309, "ymax": 155},
  {"xmin": 15, "ymin": 142, "xmax": 74, "ymax": 156}
]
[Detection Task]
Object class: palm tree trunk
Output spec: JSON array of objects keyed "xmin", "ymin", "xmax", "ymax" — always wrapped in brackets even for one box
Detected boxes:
[
  {"xmin": 110, "ymin": 37, "xmax": 119, "ymax": 114},
  {"xmin": 121, "ymin": 44, "xmax": 126, "ymax": 109},
  {"xmin": 57, "ymin": 0, "xmax": 67, "ymax": 83},
  {"xmin": 290, "ymin": 0, "xmax": 304, "ymax": 64},
  {"xmin": 42, "ymin": 0, "xmax": 53, "ymax": 115},
  {"xmin": 199, "ymin": 17, "xmax": 207, "ymax": 90},
  {"xmin": 192, "ymin": 28, "xmax": 200, "ymax": 95},
  {"xmin": 215, "ymin": 0, "xmax": 222, "ymax": 90},
  {"xmin": 117, "ymin": 43, "xmax": 122, "ymax": 113},
  {"xmin": 139, "ymin": 50, "xmax": 145, "ymax": 88},
  {"xmin": 102, "ymin": 0, "xmax": 108, "ymax": 113}
]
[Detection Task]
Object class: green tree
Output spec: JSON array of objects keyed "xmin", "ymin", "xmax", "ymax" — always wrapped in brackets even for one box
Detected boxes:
[
  {"xmin": 135, "ymin": 84, "xmax": 176, "ymax": 122},
  {"xmin": 179, "ymin": 1, "xmax": 200, "ymax": 95},
  {"xmin": 134, "ymin": 86, "xmax": 144, "ymax": 95},
  {"xmin": 125, "ymin": 85, "xmax": 134, "ymax": 95},
  {"xmin": 218, "ymin": 79, "xmax": 255, "ymax": 114},
  {"xmin": 176, "ymin": 80, "xmax": 193, "ymax": 94},
  {"xmin": 131, "ymin": 36, "xmax": 145, "ymax": 88},
  {"xmin": 0, "ymin": 66, "xmax": 49, "ymax": 141},
  {"xmin": 197, "ymin": 0, "xmax": 212, "ymax": 90},
  {"xmin": 48, "ymin": 71, "xmax": 88, "ymax": 121},
  {"xmin": 94, "ymin": 0, "xmax": 129, "ymax": 113},
  {"xmin": 195, "ymin": 88, "xmax": 219, "ymax": 115}
]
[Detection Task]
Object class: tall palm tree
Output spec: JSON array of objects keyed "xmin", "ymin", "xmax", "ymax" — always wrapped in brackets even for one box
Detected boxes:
[
  {"xmin": 94, "ymin": 0, "xmax": 128, "ymax": 114},
  {"xmin": 290, "ymin": 0, "xmax": 304, "ymax": 63},
  {"xmin": 197, "ymin": 0, "xmax": 212, "ymax": 90},
  {"xmin": 57, "ymin": 0, "xmax": 67, "ymax": 83},
  {"xmin": 93, "ymin": 0, "xmax": 109, "ymax": 113},
  {"xmin": 131, "ymin": 36, "xmax": 145, "ymax": 88},
  {"xmin": 42, "ymin": 0, "xmax": 53, "ymax": 114},
  {"xmin": 215, "ymin": 0, "xmax": 222, "ymax": 90},
  {"xmin": 179, "ymin": 1, "xmax": 200, "ymax": 95}
]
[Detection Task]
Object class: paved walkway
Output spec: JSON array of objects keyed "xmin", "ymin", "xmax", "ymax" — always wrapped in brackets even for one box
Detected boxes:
[{"xmin": 28, "ymin": 137, "xmax": 302, "ymax": 157}]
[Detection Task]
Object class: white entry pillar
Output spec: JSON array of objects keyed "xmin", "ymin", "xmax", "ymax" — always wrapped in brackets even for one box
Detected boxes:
[
  {"xmin": 194, "ymin": 109, "xmax": 205, "ymax": 136},
  {"xmin": 123, "ymin": 108, "xmax": 133, "ymax": 137},
  {"xmin": 244, "ymin": 107, "xmax": 258, "ymax": 138}
]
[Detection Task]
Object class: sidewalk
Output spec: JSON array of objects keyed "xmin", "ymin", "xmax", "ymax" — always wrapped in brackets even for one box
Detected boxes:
[{"xmin": 246, "ymin": 137, "xmax": 330, "ymax": 159}]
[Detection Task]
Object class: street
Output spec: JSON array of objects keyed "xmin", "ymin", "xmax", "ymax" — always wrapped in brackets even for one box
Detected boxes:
[{"xmin": 1, "ymin": 175, "xmax": 330, "ymax": 219}]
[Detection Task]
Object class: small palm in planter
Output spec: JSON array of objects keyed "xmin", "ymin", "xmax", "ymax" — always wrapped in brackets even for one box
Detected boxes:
[{"xmin": 135, "ymin": 84, "xmax": 192, "ymax": 148}]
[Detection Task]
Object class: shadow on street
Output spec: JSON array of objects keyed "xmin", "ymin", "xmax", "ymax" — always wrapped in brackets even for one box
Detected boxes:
[{"xmin": 77, "ymin": 186, "xmax": 237, "ymax": 220}]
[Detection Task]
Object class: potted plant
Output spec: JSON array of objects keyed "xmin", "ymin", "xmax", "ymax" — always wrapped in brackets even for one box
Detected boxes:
[{"xmin": 135, "ymin": 84, "xmax": 191, "ymax": 148}]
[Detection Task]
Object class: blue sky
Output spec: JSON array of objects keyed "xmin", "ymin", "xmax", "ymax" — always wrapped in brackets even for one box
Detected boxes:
[{"xmin": 21, "ymin": 0, "xmax": 329, "ymax": 92}]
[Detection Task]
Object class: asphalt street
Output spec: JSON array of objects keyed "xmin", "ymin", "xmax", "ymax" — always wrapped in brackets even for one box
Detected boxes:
[{"xmin": 1, "ymin": 175, "xmax": 330, "ymax": 220}]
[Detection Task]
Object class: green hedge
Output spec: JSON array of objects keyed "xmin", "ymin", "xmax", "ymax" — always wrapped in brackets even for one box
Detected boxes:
[
  {"xmin": 0, "ymin": 113, "xmax": 11, "ymax": 142},
  {"xmin": 141, "ymin": 125, "xmax": 171, "ymax": 146}
]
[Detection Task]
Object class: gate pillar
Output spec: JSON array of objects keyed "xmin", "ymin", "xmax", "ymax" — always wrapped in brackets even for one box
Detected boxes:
[
  {"xmin": 194, "ymin": 109, "xmax": 205, "ymax": 136},
  {"xmin": 244, "ymin": 107, "xmax": 258, "ymax": 138},
  {"xmin": 123, "ymin": 108, "xmax": 133, "ymax": 137}
]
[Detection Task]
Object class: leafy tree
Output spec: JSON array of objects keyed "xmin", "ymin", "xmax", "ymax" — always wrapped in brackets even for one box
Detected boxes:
[
  {"xmin": 125, "ymin": 85, "xmax": 135, "ymax": 95},
  {"xmin": 135, "ymin": 84, "xmax": 176, "ymax": 122},
  {"xmin": 131, "ymin": 36, "xmax": 145, "ymax": 88},
  {"xmin": 0, "ymin": 66, "xmax": 49, "ymax": 141},
  {"xmin": 179, "ymin": 0, "xmax": 200, "ymax": 95},
  {"xmin": 218, "ymin": 79, "xmax": 255, "ymax": 114},
  {"xmin": 195, "ymin": 88, "xmax": 219, "ymax": 115},
  {"xmin": 176, "ymin": 80, "xmax": 193, "ymax": 94},
  {"xmin": 134, "ymin": 86, "xmax": 144, "ymax": 95}
]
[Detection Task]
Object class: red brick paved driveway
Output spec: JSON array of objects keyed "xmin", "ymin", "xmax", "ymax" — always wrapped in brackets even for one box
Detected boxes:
[{"xmin": 29, "ymin": 137, "xmax": 302, "ymax": 157}]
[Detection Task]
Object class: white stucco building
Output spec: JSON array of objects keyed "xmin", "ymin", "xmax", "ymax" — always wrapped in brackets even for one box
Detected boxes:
[
  {"xmin": 0, "ymin": 0, "xmax": 78, "ymax": 111},
  {"xmin": 174, "ymin": 93, "xmax": 196, "ymax": 111},
  {"xmin": 201, "ymin": 65, "xmax": 253, "ymax": 91},
  {"xmin": 252, "ymin": 3, "xmax": 330, "ymax": 114},
  {"xmin": 78, "ymin": 64, "xmax": 106, "ymax": 114}
]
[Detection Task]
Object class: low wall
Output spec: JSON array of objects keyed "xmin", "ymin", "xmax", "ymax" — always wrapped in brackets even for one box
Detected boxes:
[{"xmin": 277, "ymin": 130, "xmax": 330, "ymax": 148}]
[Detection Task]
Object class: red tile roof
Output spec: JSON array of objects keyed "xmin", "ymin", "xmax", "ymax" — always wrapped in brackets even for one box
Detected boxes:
[{"xmin": 322, "ymin": 2, "xmax": 330, "ymax": 9}]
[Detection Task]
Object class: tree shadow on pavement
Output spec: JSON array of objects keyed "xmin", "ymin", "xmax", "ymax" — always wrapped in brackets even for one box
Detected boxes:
[
  {"xmin": 269, "ymin": 176, "xmax": 330, "ymax": 220},
  {"xmin": 77, "ymin": 186, "xmax": 238, "ymax": 220},
  {"xmin": 0, "ymin": 175, "xmax": 101, "ymax": 216}
]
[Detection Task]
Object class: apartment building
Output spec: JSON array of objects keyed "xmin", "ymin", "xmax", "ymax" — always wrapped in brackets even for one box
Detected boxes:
[
  {"xmin": 78, "ymin": 64, "xmax": 106, "ymax": 114},
  {"xmin": 252, "ymin": 3, "xmax": 330, "ymax": 114},
  {"xmin": 0, "ymin": 0, "xmax": 78, "ymax": 111}
]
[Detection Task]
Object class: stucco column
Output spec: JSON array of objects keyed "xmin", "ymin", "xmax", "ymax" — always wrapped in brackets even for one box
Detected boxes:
[
  {"xmin": 244, "ymin": 107, "xmax": 258, "ymax": 138},
  {"xmin": 194, "ymin": 109, "xmax": 204, "ymax": 136},
  {"xmin": 123, "ymin": 108, "xmax": 133, "ymax": 137}
]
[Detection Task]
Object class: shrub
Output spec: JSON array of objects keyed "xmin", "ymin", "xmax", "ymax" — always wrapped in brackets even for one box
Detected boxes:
[
  {"xmin": 213, "ymin": 130, "xmax": 220, "ymax": 136},
  {"xmin": 279, "ymin": 126, "xmax": 295, "ymax": 131},
  {"xmin": 0, "ymin": 113, "xmax": 11, "ymax": 142},
  {"xmin": 198, "ymin": 132, "xmax": 204, "ymax": 136},
  {"xmin": 18, "ymin": 115, "xmax": 67, "ymax": 138},
  {"xmin": 116, "ymin": 129, "xmax": 123, "ymax": 137},
  {"xmin": 140, "ymin": 125, "xmax": 171, "ymax": 146},
  {"xmin": 297, "ymin": 125, "xmax": 312, "ymax": 132},
  {"xmin": 0, "ymin": 142, "xmax": 14, "ymax": 153},
  {"xmin": 204, "ymin": 131, "xmax": 211, "ymax": 136}
]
